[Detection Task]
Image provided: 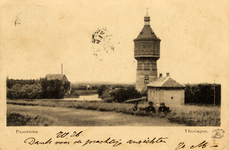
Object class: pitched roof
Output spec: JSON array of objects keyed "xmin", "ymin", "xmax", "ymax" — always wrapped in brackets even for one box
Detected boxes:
[
  {"xmin": 134, "ymin": 25, "xmax": 161, "ymax": 41},
  {"xmin": 147, "ymin": 76, "xmax": 184, "ymax": 88},
  {"xmin": 46, "ymin": 74, "xmax": 67, "ymax": 81}
]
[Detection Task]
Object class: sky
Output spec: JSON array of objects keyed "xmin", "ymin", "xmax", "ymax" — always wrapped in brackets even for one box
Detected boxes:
[{"xmin": 0, "ymin": 0, "xmax": 229, "ymax": 85}]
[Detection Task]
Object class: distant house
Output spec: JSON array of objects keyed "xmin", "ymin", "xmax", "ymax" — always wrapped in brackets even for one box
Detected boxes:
[
  {"xmin": 45, "ymin": 74, "xmax": 69, "ymax": 83},
  {"xmin": 147, "ymin": 73, "xmax": 185, "ymax": 106}
]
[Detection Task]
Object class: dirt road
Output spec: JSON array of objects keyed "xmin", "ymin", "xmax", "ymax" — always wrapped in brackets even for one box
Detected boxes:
[{"xmin": 7, "ymin": 104, "xmax": 183, "ymax": 126}]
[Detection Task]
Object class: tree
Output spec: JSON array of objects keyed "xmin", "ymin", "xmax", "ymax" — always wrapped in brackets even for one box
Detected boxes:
[
  {"xmin": 185, "ymin": 83, "xmax": 221, "ymax": 105},
  {"xmin": 97, "ymin": 85, "xmax": 109, "ymax": 97},
  {"xmin": 100, "ymin": 86, "xmax": 142, "ymax": 103},
  {"xmin": 7, "ymin": 84, "xmax": 21, "ymax": 99},
  {"xmin": 40, "ymin": 78, "xmax": 67, "ymax": 99}
]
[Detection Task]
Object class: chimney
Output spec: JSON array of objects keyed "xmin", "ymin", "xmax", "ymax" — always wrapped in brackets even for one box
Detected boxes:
[
  {"xmin": 61, "ymin": 63, "xmax": 63, "ymax": 75},
  {"xmin": 166, "ymin": 73, "xmax": 169, "ymax": 77},
  {"xmin": 159, "ymin": 73, "xmax": 162, "ymax": 77}
]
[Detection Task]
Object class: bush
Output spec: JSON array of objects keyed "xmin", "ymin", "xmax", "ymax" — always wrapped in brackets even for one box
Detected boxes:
[
  {"xmin": 7, "ymin": 84, "xmax": 42, "ymax": 99},
  {"xmin": 140, "ymin": 90, "xmax": 147, "ymax": 97},
  {"xmin": 101, "ymin": 86, "xmax": 142, "ymax": 103},
  {"xmin": 64, "ymin": 90, "xmax": 80, "ymax": 98},
  {"xmin": 101, "ymin": 90, "xmax": 115, "ymax": 102},
  {"xmin": 97, "ymin": 85, "xmax": 109, "ymax": 97}
]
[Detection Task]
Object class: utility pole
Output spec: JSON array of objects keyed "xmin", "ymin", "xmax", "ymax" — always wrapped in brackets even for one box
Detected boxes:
[{"xmin": 214, "ymin": 79, "xmax": 215, "ymax": 106}]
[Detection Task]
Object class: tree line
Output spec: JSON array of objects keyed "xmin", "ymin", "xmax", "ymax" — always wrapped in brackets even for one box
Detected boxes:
[
  {"xmin": 7, "ymin": 78, "xmax": 70, "ymax": 99},
  {"xmin": 185, "ymin": 84, "xmax": 221, "ymax": 105},
  {"xmin": 97, "ymin": 84, "xmax": 221, "ymax": 105}
]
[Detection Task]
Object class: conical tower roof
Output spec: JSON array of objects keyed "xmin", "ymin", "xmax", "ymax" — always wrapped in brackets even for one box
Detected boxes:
[{"xmin": 134, "ymin": 15, "xmax": 160, "ymax": 41}]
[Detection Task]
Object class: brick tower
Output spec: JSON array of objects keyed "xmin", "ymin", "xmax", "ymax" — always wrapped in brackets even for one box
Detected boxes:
[{"xmin": 134, "ymin": 13, "xmax": 161, "ymax": 92}]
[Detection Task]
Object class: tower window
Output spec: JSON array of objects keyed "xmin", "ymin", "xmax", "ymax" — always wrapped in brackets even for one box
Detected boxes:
[{"xmin": 144, "ymin": 75, "xmax": 149, "ymax": 84}]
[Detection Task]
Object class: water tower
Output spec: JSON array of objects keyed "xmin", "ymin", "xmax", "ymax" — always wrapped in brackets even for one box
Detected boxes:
[{"xmin": 134, "ymin": 13, "xmax": 161, "ymax": 91}]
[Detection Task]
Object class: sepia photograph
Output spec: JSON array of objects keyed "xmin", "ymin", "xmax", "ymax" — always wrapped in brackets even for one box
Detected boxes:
[{"xmin": 0, "ymin": 0, "xmax": 228, "ymax": 149}]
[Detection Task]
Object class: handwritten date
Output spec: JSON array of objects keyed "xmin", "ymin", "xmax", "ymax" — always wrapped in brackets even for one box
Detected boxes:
[{"xmin": 56, "ymin": 131, "xmax": 83, "ymax": 138}]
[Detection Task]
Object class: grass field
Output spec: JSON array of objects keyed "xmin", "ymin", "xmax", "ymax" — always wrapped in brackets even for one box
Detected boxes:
[
  {"xmin": 166, "ymin": 104, "xmax": 220, "ymax": 126},
  {"xmin": 7, "ymin": 113, "xmax": 57, "ymax": 126},
  {"xmin": 7, "ymin": 99, "xmax": 220, "ymax": 126},
  {"xmin": 7, "ymin": 104, "xmax": 181, "ymax": 126}
]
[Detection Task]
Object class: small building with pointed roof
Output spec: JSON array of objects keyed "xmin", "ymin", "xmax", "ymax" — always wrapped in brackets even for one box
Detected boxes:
[
  {"xmin": 45, "ymin": 74, "xmax": 69, "ymax": 83},
  {"xmin": 147, "ymin": 73, "xmax": 185, "ymax": 106}
]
